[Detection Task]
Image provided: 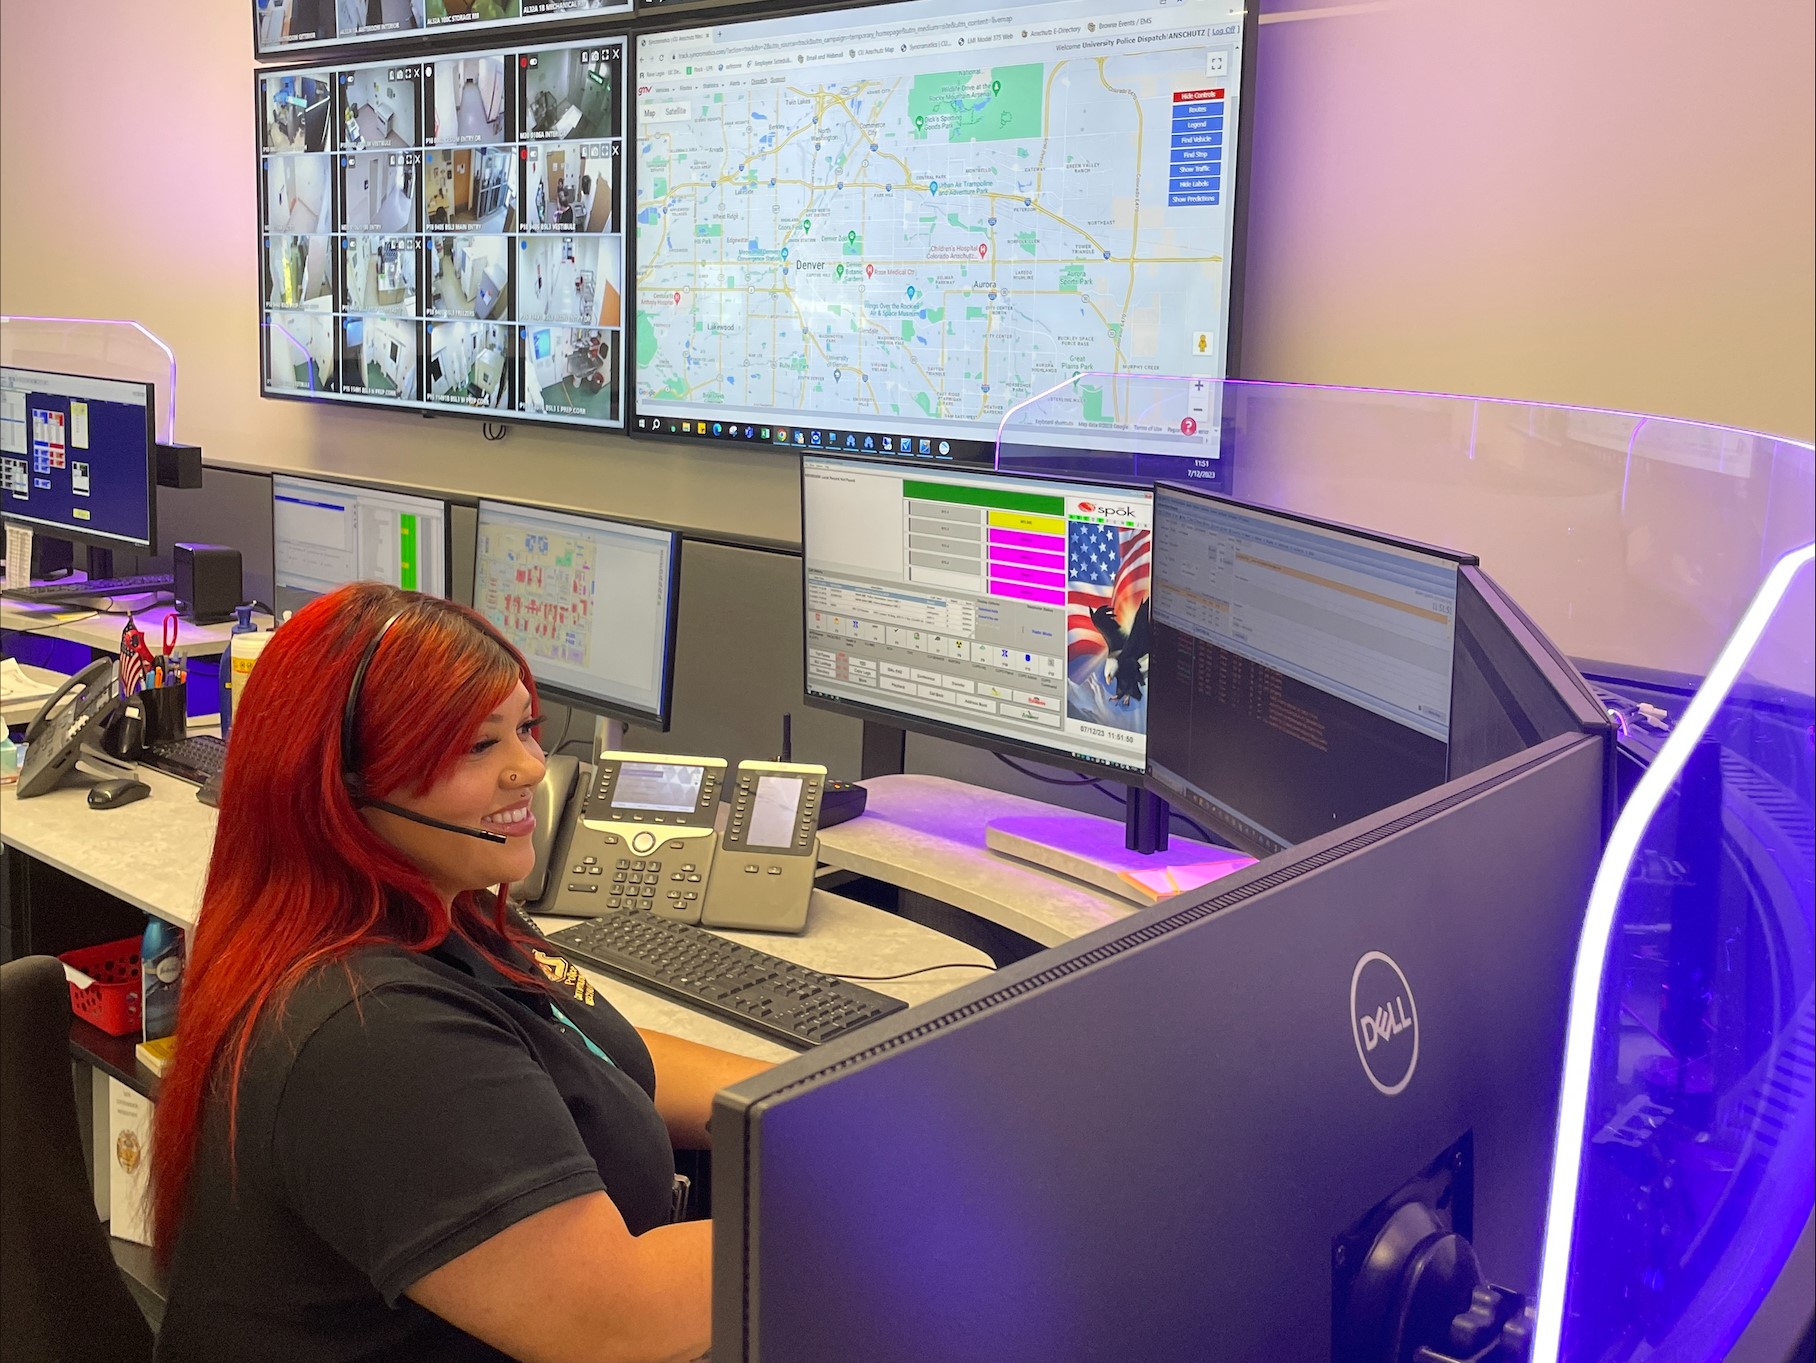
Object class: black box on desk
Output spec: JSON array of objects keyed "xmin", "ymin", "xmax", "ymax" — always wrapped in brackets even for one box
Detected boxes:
[{"xmin": 173, "ymin": 543, "xmax": 241, "ymax": 625}]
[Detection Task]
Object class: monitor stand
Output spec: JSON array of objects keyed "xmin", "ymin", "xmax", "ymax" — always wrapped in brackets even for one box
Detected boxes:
[{"xmin": 985, "ymin": 785, "xmax": 1256, "ymax": 907}]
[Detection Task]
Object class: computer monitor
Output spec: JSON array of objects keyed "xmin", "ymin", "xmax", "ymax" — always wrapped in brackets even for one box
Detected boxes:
[
  {"xmin": 272, "ymin": 473, "xmax": 451, "ymax": 617},
  {"xmin": 1146, "ymin": 483, "xmax": 1475, "ymax": 857},
  {"xmin": 712, "ymin": 726, "xmax": 1613, "ymax": 1362},
  {"xmin": 633, "ymin": 0, "xmax": 1254, "ymax": 463},
  {"xmin": 258, "ymin": 33, "xmax": 627, "ymax": 431},
  {"xmin": 253, "ymin": 0, "xmax": 631, "ymax": 62},
  {"xmin": 472, "ymin": 499, "xmax": 680, "ymax": 726},
  {"xmin": 0, "ymin": 367, "xmax": 157, "ymax": 552},
  {"xmin": 801, "ymin": 454, "xmax": 1152, "ymax": 774}
]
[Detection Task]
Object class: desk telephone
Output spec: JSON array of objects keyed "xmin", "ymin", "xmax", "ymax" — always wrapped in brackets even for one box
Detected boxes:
[
  {"xmin": 519, "ymin": 752, "xmax": 829, "ymax": 934},
  {"xmin": 16, "ymin": 657, "xmax": 130, "ymax": 799}
]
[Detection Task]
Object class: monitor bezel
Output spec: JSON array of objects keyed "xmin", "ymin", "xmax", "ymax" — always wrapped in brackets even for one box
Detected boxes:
[
  {"xmin": 798, "ymin": 452, "xmax": 1155, "ymax": 780},
  {"xmin": 252, "ymin": 33, "xmax": 632, "ymax": 436},
  {"xmin": 1143, "ymin": 478, "xmax": 1478, "ymax": 856},
  {"xmin": 624, "ymin": 0, "xmax": 1261, "ymax": 466},
  {"xmin": 269, "ymin": 468, "xmax": 459, "ymax": 606},
  {"xmin": 473, "ymin": 495, "xmax": 682, "ymax": 730},
  {"xmin": 0, "ymin": 366, "xmax": 158, "ymax": 554}
]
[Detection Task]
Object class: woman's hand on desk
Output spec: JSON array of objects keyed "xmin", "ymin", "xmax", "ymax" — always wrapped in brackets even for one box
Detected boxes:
[
  {"xmin": 639, "ymin": 1028, "xmax": 775, "ymax": 1151},
  {"xmin": 406, "ymin": 1192, "xmax": 710, "ymax": 1363}
]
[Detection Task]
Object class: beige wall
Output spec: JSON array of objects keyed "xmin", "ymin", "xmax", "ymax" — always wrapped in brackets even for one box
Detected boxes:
[
  {"xmin": 1241, "ymin": 0, "xmax": 1815, "ymax": 442},
  {"xmin": 2, "ymin": 0, "xmax": 1810, "ymax": 550}
]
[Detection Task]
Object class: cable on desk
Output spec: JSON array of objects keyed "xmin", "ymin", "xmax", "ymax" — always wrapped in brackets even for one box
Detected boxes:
[
  {"xmin": 829, "ymin": 962, "xmax": 997, "ymax": 982},
  {"xmin": 994, "ymin": 752, "xmax": 1094, "ymax": 786},
  {"xmin": 91, "ymin": 592, "xmax": 176, "ymax": 616},
  {"xmin": 998, "ymin": 752, "xmax": 1225, "ymax": 845},
  {"xmin": 482, "ymin": 422, "xmax": 510, "ymax": 442}
]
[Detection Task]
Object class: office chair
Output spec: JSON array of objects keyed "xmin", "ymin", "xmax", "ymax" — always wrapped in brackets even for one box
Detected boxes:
[{"xmin": 0, "ymin": 956, "xmax": 155, "ymax": 1362}]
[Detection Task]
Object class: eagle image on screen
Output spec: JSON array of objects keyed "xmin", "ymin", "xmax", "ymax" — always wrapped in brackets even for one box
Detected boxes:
[{"xmin": 1066, "ymin": 520, "xmax": 1152, "ymax": 734}]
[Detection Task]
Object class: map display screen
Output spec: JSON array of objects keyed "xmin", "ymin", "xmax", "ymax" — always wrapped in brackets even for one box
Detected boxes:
[{"xmin": 633, "ymin": 0, "xmax": 1247, "ymax": 464}]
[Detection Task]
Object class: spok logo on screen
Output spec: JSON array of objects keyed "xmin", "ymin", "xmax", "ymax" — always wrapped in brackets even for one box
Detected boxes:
[{"xmin": 1075, "ymin": 500, "xmax": 1140, "ymax": 521}]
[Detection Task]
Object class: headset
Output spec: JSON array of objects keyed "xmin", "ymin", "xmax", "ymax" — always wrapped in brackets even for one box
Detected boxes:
[{"xmin": 339, "ymin": 604, "xmax": 516, "ymax": 845}]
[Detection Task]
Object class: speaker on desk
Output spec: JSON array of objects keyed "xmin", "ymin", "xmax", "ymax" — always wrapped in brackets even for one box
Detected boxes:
[{"xmin": 173, "ymin": 543, "xmax": 242, "ymax": 625}]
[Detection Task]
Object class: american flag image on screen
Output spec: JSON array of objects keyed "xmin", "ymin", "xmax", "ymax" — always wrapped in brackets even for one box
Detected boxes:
[{"xmin": 1066, "ymin": 522, "xmax": 1152, "ymax": 729}]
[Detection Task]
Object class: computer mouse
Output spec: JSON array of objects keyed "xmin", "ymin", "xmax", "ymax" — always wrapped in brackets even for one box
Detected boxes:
[{"xmin": 88, "ymin": 778, "xmax": 152, "ymax": 810}]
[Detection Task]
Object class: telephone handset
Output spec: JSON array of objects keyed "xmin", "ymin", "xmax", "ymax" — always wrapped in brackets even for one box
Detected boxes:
[
  {"xmin": 17, "ymin": 657, "xmax": 129, "ymax": 799},
  {"xmin": 544, "ymin": 753, "xmax": 726, "ymax": 923},
  {"xmin": 515, "ymin": 753, "xmax": 579, "ymax": 905},
  {"xmin": 699, "ymin": 761, "xmax": 827, "ymax": 934}
]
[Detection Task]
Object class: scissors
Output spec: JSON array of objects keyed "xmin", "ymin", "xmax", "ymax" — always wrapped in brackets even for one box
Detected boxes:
[{"xmin": 162, "ymin": 613, "xmax": 179, "ymax": 662}]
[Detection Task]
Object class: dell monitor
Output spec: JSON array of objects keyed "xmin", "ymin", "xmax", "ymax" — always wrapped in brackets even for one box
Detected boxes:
[
  {"xmin": 1, "ymin": 367, "xmax": 157, "ymax": 552},
  {"xmin": 272, "ymin": 473, "xmax": 451, "ymax": 617},
  {"xmin": 1146, "ymin": 483, "xmax": 1476, "ymax": 857},
  {"xmin": 633, "ymin": 0, "xmax": 1254, "ymax": 464},
  {"xmin": 801, "ymin": 454, "xmax": 1153, "ymax": 774},
  {"xmin": 471, "ymin": 499, "xmax": 679, "ymax": 727}
]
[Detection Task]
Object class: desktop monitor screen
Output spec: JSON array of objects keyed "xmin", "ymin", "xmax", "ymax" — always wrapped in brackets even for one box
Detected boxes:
[
  {"xmin": 634, "ymin": 0, "xmax": 1252, "ymax": 464},
  {"xmin": 1146, "ymin": 483, "xmax": 1473, "ymax": 857},
  {"xmin": 0, "ymin": 367, "xmax": 156, "ymax": 551},
  {"xmin": 258, "ymin": 34, "xmax": 627, "ymax": 432},
  {"xmin": 472, "ymin": 499, "xmax": 679, "ymax": 726},
  {"xmin": 272, "ymin": 473, "xmax": 450, "ymax": 616},
  {"xmin": 801, "ymin": 454, "xmax": 1153, "ymax": 774},
  {"xmin": 253, "ymin": 0, "xmax": 632, "ymax": 61}
]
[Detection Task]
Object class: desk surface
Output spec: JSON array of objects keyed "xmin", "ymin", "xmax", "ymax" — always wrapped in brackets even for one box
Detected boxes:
[
  {"xmin": 2, "ymin": 599, "xmax": 270, "ymax": 658},
  {"xmin": 819, "ymin": 774, "xmax": 1144, "ymax": 946},
  {"xmin": 2, "ymin": 766, "xmax": 993, "ymax": 1061}
]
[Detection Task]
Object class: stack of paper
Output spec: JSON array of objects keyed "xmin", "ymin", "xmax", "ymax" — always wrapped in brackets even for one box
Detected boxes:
[{"xmin": 1, "ymin": 656, "xmax": 60, "ymax": 709}]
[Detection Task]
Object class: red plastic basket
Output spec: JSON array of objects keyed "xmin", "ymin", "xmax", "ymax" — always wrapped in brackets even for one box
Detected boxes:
[{"xmin": 59, "ymin": 937, "xmax": 143, "ymax": 1037}]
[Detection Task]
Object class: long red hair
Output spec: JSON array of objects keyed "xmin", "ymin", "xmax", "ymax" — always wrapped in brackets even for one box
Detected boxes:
[{"xmin": 150, "ymin": 582, "xmax": 545, "ymax": 1261}]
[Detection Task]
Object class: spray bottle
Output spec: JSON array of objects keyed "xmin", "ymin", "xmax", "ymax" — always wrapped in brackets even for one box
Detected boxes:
[
  {"xmin": 140, "ymin": 916, "xmax": 185, "ymax": 1042},
  {"xmin": 217, "ymin": 605, "xmax": 259, "ymax": 742}
]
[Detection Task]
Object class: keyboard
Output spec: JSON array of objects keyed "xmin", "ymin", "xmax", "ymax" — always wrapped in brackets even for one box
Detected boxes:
[
  {"xmin": 2, "ymin": 573, "xmax": 174, "ymax": 603},
  {"xmin": 141, "ymin": 735, "xmax": 227, "ymax": 785},
  {"xmin": 544, "ymin": 911, "xmax": 907, "ymax": 1050}
]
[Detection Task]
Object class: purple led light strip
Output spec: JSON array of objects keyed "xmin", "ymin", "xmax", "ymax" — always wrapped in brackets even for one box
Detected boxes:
[
  {"xmin": 0, "ymin": 315, "xmax": 178, "ymax": 444},
  {"xmin": 1528, "ymin": 541, "xmax": 1816, "ymax": 1363}
]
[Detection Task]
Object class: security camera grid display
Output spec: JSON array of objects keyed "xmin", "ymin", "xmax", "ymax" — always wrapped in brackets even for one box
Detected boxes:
[
  {"xmin": 258, "ymin": 38, "xmax": 625, "ymax": 428},
  {"xmin": 254, "ymin": 0, "xmax": 630, "ymax": 59}
]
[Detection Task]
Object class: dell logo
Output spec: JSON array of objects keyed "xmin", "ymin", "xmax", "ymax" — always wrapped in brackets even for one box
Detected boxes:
[{"xmin": 1350, "ymin": 951, "xmax": 1419, "ymax": 1096}]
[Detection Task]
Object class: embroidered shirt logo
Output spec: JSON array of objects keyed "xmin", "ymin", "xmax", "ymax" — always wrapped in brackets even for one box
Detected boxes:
[{"xmin": 532, "ymin": 949, "xmax": 596, "ymax": 1007}]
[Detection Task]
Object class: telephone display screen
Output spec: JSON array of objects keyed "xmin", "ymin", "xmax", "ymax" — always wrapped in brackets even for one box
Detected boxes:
[
  {"xmin": 611, "ymin": 762, "xmax": 704, "ymax": 813},
  {"xmin": 746, "ymin": 775, "xmax": 804, "ymax": 850}
]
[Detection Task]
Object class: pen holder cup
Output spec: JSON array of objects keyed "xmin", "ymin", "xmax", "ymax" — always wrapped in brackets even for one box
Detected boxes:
[{"xmin": 136, "ymin": 683, "xmax": 188, "ymax": 746}]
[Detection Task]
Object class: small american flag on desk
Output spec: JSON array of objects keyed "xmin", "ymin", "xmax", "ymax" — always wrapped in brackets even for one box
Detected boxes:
[{"xmin": 119, "ymin": 617, "xmax": 151, "ymax": 695}]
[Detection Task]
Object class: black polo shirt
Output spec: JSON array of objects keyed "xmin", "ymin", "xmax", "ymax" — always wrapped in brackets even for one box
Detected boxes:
[{"xmin": 154, "ymin": 933, "xmax": 676, "ymax": 1362}]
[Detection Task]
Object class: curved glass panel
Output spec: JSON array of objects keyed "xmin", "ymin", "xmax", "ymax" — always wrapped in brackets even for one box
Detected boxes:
[
  {"xmin": 0, "ymin": 316, "xmax": 178, "ymax": 444},
  {"xmin": 997, "ymin": 374, "xmax": 1814, "ymax": 682}
]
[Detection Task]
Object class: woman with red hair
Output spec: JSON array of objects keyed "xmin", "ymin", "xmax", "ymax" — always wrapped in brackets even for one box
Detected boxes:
[{"xmin": 149, "ymin": 582, "xmax": 766, "ymax": 1363}]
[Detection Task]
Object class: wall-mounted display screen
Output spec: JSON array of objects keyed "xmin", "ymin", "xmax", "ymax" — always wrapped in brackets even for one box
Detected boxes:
[
  {"xmin": 258, "ymin": 36, "xmax": 626, "ymax": 430},
  {"xmin": 633, "ymin": 0, "xmax": 1249, "ymax": 464},
  {"xmin": 254, "ymin": 0, "xmax": 631, "ymax": 60}
]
